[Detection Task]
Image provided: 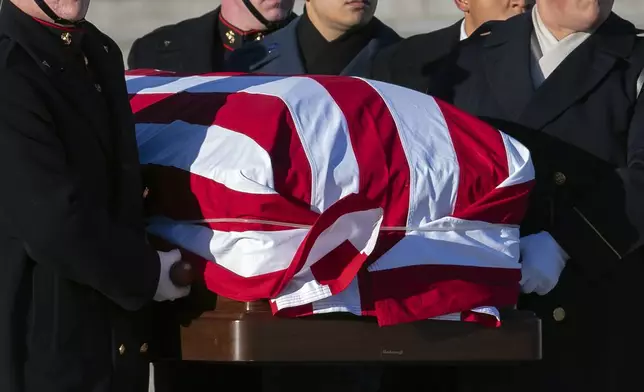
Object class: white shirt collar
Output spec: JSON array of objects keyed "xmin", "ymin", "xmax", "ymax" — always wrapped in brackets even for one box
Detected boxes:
[
  {"xmin": 460, "ymin": 19, "xmax": 468, "ymax": 41},
  {"xmin": 530, "ymin": 5, "xmax": 592, "ymax": 86},
  {"xmin": 532, "ymin": 5, "xmax": 560, "ymax": 58}
]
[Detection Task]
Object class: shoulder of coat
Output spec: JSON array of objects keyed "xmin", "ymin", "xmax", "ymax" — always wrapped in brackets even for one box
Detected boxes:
[
  {"xmin": 471, "ymin": 20, "xmax": 500, "ymax": 38},
  {"xmin": 0, "ymin": 37, "xmax": 46, "ymax": 75},
  {"xmin": 133, "ymin": 10, "xmax": 217, "ymax": 50}
]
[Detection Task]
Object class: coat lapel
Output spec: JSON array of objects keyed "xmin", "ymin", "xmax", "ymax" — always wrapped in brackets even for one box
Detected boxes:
[
  {"xmin": 248, "ymin": 18, "xmax": 306, "ymax": 75},
  {"xmin": 341, "ymin": 38, "xmax": 379, "ymax": 76},
  {"xmin": 482, "ymin": 13, "xmax": 535, "ymax": 122},
  {"xmin": 341, "ymin": 21, "xmax": 401, "ymax": 77},
  {"xmin": 519, "ymin": 14, "xmax": 636, "ymax": 130}
]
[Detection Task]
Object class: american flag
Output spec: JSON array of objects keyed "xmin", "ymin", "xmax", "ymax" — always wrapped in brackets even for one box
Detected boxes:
[{"xmin": 126, "ymin": 70, "xmax": 535, "ymax": 327}]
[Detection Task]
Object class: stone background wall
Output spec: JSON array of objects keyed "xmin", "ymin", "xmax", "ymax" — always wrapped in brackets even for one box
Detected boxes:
[{"xmin": 86, "ymin": 0, "xmax": 644, "ymax": 63}]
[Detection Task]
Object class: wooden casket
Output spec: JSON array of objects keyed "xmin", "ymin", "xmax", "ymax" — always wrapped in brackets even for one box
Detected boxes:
[{"xmin": 180, "ymin": 297, "xmax": 542, "ymax": 363}]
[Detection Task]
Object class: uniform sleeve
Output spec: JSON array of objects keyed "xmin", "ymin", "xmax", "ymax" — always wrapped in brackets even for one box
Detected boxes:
[
  {"xmin": 0, "ymin": 72, "xmax": 160, "ymax": 311},
  {"xmin": 548, "ymin": 94, "xmax": 644, "ymax": 277}
]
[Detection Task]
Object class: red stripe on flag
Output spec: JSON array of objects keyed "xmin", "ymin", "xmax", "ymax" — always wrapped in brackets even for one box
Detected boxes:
[
  {"xmin": 461, "ymin": 310, "xmax": 501, "ymax": 328},
  {"xmin": 453, "ymin": 180, "xmax": 535, "ymax": 225},
  {"xmin": 126, "ymin": 69, "xmax": 177, "ymax": 76},
  {"xmin": 269, "ymin": 193, "xmax": 380, "ymax": 297},
  {"xmin": 436, "ymin": 99, "xmax": 533, "ymax": 225},
  {"xmin": 310, "ymin": 240, "xmax": 369, "ymax": 295},
  {"xmin": 130, "ymin": 93, "xmax": 174, "ymax": 114},
  {"xmin": 134, "ymin": 91, "xmax": 313, "ymax": 211},
  {"xmin": 271, "ymin": 302, "xmax": 315, "ymax": 318},
  {"xmin": 370, "ymin": 264, "xmax": 520, "ymax": 326},
  {"xmin": 311, "ymin": 77, "xmax": 410, "ymax": 226},
  {"xmin": 143, "ymin": 164, "xmax": 319, "ymax": 228},
  {"xmin": 202, "ymin": 193, "xmax": 378, "ymax": 300},
  {"xmin": 434, "ymin": 100, "xmax": 511, "ymax": 219},
  {"xmin": 132, "ymin": 92, "xmax": 229, "ymax": 123},
  {"xmin": 311, "ymin": 76, "xmax": 411, "ymax": 317},
  {"xmin": 213, "ymin": 93, "xmax": 313, "ymax": 209},
  {"xmin": 203, "ymin": 257, "xmax": 287, "ymax": 301}
]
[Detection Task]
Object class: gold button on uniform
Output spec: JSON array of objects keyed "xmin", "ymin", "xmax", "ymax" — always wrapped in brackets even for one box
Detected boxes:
[
  {"xmin": 60, "ymin": 32, "xmax": 72, "ymax": 46},
  {"xmin": 553, "ymin": 172, "xmax": 567, "ymax": 186},
  {"xmin": 225, "ymin": 30, "xmax": 235, "ymax": 44},
  {"xmin": 139, "ymin": 343, "xmax": 148, "ymax": 353},
  {"xmin": 553, "ymin": 307, "xmax": 566, "ymax": 322},
  {"xmin": 118, "ymin": 344, "xmax": 126, "ymax": 355}
]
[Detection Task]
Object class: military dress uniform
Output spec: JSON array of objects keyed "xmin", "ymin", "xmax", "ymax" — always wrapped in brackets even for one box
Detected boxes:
[
  {"xmin": 227, "ymin": 8, "xmax": 401, "ymax": 77},
  {"xmin": 0, "ymin": 2, "xmax": 162, "ymax": 391},
  {"xmin": 371, "ymin": 9, "xmax": 644, "ymax": 391},
  {"xmin": 127, "ymin": 7, "xmax": 296, "ymax": 73}
]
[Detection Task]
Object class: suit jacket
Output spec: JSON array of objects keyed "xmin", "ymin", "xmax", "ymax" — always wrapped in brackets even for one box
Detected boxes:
[
  {"xmin": 371, "ymin": 11, "xmax": 644, "ymax": 391},
  {"xmin": 0, "ymin": 3, "xmax": 160, "ymax": 391},
  {"xmin": 226, "ymin": 16, "xmax": 401, "ymax": 77}
]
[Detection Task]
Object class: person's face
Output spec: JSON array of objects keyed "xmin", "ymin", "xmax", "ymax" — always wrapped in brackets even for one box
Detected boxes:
[
  {"xmin": 536, "ymin": 0, "xmax": 613, "ymax": 31},
  {"xmin": 43, "ymin": 0, "xmax": 91, "ymax": 21},
  {"xmin": 460, "ymin": 0, "xmax": 529, "ymax": 27},
  {"xmin": 248, "ymin": 0, "xmax": 296, "ymax": 22},
  {"xmin": 306, "ymin": 0, "xmax": 378, "ymax": 31}
]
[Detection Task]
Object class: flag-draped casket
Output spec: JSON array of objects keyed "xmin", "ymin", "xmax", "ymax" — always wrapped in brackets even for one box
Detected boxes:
[{"xmin": 125, "ymin": 71, "xmax": 535, "ymax": 327}]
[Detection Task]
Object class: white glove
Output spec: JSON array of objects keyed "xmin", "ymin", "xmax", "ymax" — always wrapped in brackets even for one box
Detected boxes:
[
  {"xmin": 519, "ymin": 231, "xmax": 570, "ymax": 296},
  {"xmin": 153, "ymin": 249, "xmax": 191, "ymax": 302}
]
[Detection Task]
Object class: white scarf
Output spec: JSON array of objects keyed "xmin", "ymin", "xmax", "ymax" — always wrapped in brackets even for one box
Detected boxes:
[{"xmin": 530, "ymin": 6, "xmax": 592, "ymax": 88}]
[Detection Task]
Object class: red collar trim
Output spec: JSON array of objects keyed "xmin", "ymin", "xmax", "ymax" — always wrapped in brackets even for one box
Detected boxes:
[
  {"xmin": 32, "ymin": 17, "xmax": 82, "ymax": 32},
  {"xmin": 218, "ymin": 13, "xmax": 261, "ymax": 36}
]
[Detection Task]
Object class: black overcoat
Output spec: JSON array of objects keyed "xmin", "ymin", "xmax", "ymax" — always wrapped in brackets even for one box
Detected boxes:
[
  {"xmin": 0, "ymin": 3, "xmax": 160, "ymax": 391},
  {"xmin": 371, "ymin": 11, "xmax": 644, "ymax": 391}
]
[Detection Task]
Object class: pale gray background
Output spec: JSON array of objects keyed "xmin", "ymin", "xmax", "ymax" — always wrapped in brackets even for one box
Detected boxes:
[{"xmin": 85, "ymin": 0, "xmax": 644, "ymax": 63}]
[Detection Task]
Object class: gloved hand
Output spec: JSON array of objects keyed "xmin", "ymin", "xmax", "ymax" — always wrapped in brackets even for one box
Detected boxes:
[
  {"xmin": 519, "ymin": 231, "xmax": 570, "ymax": 296},
  {"xmin": 154, "ymin": 249, "xmax": 191, "ymax": 302}
]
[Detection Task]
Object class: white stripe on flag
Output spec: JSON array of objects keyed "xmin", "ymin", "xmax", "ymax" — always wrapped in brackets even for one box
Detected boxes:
[
  {"xmin": 498, "ymin": 132, "xmax": 535, "ymax": 188},
  {"xmin": 137, "ymin": 122, "xmax": 278, "ymax": 195},
  {"xmin": 367, "ymin": 216, "xmax": 521, "ymax": 272},
  {"xmin": 311, "ymin": 277, "xmax": 363, "ymax": 316},
  {"xmin": 272, "ymin": 207, "xmax": 383, "ymax": 308},
  {"xmin": 147, "ymin": 216, "xmax": 308, "ymax": 276},
  {"xmin": 241, "ymin": 76, "xmax": 361, "ymax": 213},
  {"xmin": 363, "ymin": 79, "xmax": 459, "ymax": 226},
  {"xmin": 133, "ymin": 75, "xmax": 231, "ymax": 95}
]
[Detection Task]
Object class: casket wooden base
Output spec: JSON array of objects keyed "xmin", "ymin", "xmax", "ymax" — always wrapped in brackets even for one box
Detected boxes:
[{"xmin": 180, "ymin": 299, "xmax": 541, "ymax": 363}]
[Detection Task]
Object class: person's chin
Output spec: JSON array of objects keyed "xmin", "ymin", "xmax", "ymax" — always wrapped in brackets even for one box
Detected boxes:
[
  {"xmin": 343, "ymin": 13, "xmax": 371, "ymax": 27},
  {"xmin": 263, "ymin": 9, "xmax": 289, "ymax": 22},
  {"xmin": 58, "ymin": 8, "xmax": 88, "ymax": 22}
]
